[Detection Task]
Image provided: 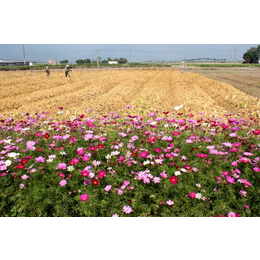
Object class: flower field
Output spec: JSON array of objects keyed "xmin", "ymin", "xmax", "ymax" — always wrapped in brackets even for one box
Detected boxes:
[
  {"xmin": 0, "ymin": 70, "xmax": 259, "ymax": 217},
  {"xmin": 0, "ymin": 107, "xmax": 259, "ymax": 216}
]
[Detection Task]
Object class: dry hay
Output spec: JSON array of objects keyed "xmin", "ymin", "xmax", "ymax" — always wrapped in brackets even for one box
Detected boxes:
[{"xmin": 0, "ymin": 69, "xmax": 259, "ymax": 119}]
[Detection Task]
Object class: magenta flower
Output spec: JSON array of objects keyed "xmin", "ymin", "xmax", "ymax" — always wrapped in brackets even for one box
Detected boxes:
[
  {"xmin": 189, "ymin": 191, "xmax": 196, "ymax": 198},
  {"xmin": 35, "ymin": 156, "xmax": 45, "ymax": 163},
  {"xmin": 227, "ymin": 176, "xmax": 235, "ymax": 184},
  {"xmin": 160, "ymin": 171, "xmax": 167, "ymax": 179},
  {"xmin": 123, "ymin": 206, "xmax": 133, "ymax": 214},
  {"xmin": 57, "ymin": 163, "xmax": 67, "ymax": 170},
  {"xmin": 123, "ymin": 180, "xmax": 130, "ymax": 186},
  {"xmin": 80, "ymin": 193, "xmax": 89, "ymax": 202},
  {"xmin": 69, "ymin": 158, "xmax": 79, "ymax": 165},
  {"xmin": 59, "ymin": 179, "xmax": 67, "ymax": 186}
]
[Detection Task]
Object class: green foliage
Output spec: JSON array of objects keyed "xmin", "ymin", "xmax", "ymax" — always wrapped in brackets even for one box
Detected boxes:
[
  {"xmin": 243, "ymin": 46, "xmax": 260, "ymax": 63},
  {"xmin": 60, "ymin": 60, "xmax": 69, "ymax": 64}
]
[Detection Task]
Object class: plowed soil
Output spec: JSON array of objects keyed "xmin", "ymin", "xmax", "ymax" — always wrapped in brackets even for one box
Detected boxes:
[{"xmin": 0, "ymin": 69, "xmax": 259, "ymax": 119}]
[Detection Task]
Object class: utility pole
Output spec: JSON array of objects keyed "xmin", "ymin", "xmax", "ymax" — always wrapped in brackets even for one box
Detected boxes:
[
  {"xmin": 97, "ymin": 48, "xmax": 99, "ymax": 69},
  {"xmin": 23, "ymin": 44, "xmax": 26, "ymax": 65}
]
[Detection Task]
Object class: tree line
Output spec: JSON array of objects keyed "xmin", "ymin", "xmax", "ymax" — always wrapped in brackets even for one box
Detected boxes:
[
  {"xmin": 243, "ymin": 45, "xmax": 260, "ymax": 63},
  {"xmin": 75, "ymin": 57, "xmax": 128, "ymax": 65}
]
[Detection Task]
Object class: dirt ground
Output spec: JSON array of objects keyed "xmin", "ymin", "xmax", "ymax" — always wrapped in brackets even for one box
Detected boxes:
[{"xmin": 0, "ymin": 69, "xmax": 259, "ymax": 119}]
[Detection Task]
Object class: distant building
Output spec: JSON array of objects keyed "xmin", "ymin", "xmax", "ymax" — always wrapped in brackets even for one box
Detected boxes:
[
  {"xmin": 29, "ymin": 61, "xmax": 37, "ymax": 66},
  {"xmin": 47, "ymin": 59, "xmax": 57, "ymax": 65},
  {"xmin": 182, "ymin": 58, "xmax": 227, "ymax": 63},
  {"xmin": 0, "ymin": 60, "xmax": 29, "ymax": 66},
  {"xmin": 108, "ymin": 61, "xmax": 119, "ymax": 64}
]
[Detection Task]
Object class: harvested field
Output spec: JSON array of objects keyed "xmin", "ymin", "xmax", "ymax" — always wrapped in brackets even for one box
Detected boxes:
[
  {"xmin": 193, "ymin": 68, "xmax": 260, "ymax": 99},
  {"xmin": 0, "ymin": 69, "xmax": 259, "ymax": 119}
]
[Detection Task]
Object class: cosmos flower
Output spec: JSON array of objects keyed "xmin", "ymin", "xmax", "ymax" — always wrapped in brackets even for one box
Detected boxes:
[
  {"xmin": 59, "ymin": 180, "xmax": 67, "ymax": 186},
  {"xmin": 123, "ymin": 206, "xmax": 132, "ymax": 214}
]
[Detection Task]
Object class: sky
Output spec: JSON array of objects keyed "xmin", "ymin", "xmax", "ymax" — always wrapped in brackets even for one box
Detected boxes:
[{"xmin": 0, "ymin": 44, "xmax": 258, "ymax": 63}]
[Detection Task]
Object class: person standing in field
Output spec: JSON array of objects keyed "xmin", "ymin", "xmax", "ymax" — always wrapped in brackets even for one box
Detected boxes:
[
  {"xmin": 65, "ymin": 64, "xmax": 71, "ymax": 78},
  {"xmin": 46, "ymin": 66, "xmax": 50, "ymax": 77}
]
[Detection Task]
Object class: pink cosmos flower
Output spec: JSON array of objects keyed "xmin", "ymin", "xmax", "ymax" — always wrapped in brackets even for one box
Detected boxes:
[
  {"xmin": 105, "ymin": 185, "xmax": 112, "ymax": 192},
  {"xmin": 240, "ymin": 157, "xmax": 250, "ymax": 164},
  {"xmin": 253, "ymin": 167, "xmax": 260, "ymax": 172},
  {"xmin": 112, "ymin": 214, "xmax": 119, "ymax": 217},
  {"xmin": 57, "ymin": 163, "xmax": 67, "ymax": 170},
  {"xmin": 244, "ymin": 205, "xmax": 249, "ymax": 209},
  {"xmin": 239, "ymin": 190, "xmax": 247, "ymax": 197},
  {"xmin": 222, "ymin": 171, "xmax": 230, "ymax": 177},
  {"xmin": 160, "ymin": 171, "xmax": 168, "ymax": 179},
  {"xmin": 228, "ymin": 212, "xmax": 238, "ymax": 217},
  {"xmin": 21, "ymin": 174, "xmax": 29, "ymax": 180},
  {"xmin": 166, "ymin": 200, "xmax": 174, "ymax": 206},
  {"xmin": 227, "ymin": 176, "xmax": 235, "ymax": 184},
  {"xmin": 131, "ymin": 136, "xmax": 139, "ymax": 142},
  {"xmin": 80, "ymin": 193, "xmax": 89, "ymax": 202},
  {"xmin": 118, "ymin": 189, "xmax": 123, "ymax": 195},
  {"xmin": 231, "ymin": 161, "xmax": 238, "ymax": 167},
  {"xmin": 35, "ymin": 156, "xmax": 45, "ymax": 163},
  {"xmin": 123, "ymin": 206, "xmax": 132, "ymax": 214},
  {"xmin": 124, "ymin": 180, "xmax": 130, "ymax": 186},
  {"xmin": 59, "ymin": 179, "xmax": 67, "ymax": 186},
  {"xmin": 82, "ymin": 155, "xmax": 89, "ymax": 162},
  {"xmin": 153, "ymin": 177, "xmax": 161, "ymax": 183}
]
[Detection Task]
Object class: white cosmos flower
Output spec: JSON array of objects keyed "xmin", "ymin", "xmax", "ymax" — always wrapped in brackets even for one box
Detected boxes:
[
  {"xmin": 111, "ymin": 151, "xmax": 120, "ymax": 156},
  {"xmin": 5, "ymin": 160, "xmax": 12, "ymax": 166},
  {"xmin": 67, "ymin": 166, "xmax": 74, "ymax": 172},
  {"xmin": 195, "ymin": 193, "xmax": 202, "ymax": 199},
  {"xmin": 105, "ymin": 154, "xmax": 112, "ymax": 160},
  {"xmin": 180, "ymin": 168, "xmax": 187, "ymax": 172},
  {"xmin": 164, "ymin": 124, "xmax": 169, "ymax": 128},
  {"xmin": 8, "ymin": 152, "xmax": 20, "ymax": 158},
  {"xmin": 175, "ymin": 171, "xmax": 181, "ymax": 176},
  {"xmin": 4, "ymin": 139, "xmax": 12, "ymax": 144},
  {"xmin": 143, "ymin": 160, "xmax": 151, "ymax": 165}
]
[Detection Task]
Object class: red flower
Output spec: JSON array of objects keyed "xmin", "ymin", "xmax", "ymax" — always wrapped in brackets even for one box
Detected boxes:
[
  {"xmin": 163, "ymin": 111, "xmax": 169, "ymax": 115},
  {"xmin": 92, "ymin": 179, "xmax": 99, "ymax": 186},
  {"xmin": 36, "ymin": 147, "xmax": 43, "ymax": 152},
  {"xmin": 169, "ymin": 176, "xmax": 178, "ymax": 185},
  {"xmin": 44, "ymin": 133, "xmax": 50, "ymax": 139},
  {"xmin": 16, "ymin": 164, "xmax": 25, "ymax": 169},
  {"xmin": 172, "ymin": 131, "xmax": 181, "ymax": 136},
  {"xmin": 21, "ymin": 159, "xmax": 28, "ymax": 164}
]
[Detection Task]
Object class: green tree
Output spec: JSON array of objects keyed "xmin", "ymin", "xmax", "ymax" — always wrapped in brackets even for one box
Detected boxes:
[
  {"xmin": 118, "ymin": 57, "xmax": 128, "ymax": 64},
  {"xmin": 60, "ymin": 60, "xmax": 68, "ymax": 64},
  {"xmin": 243, "ymin": 47, "xmax": 259, "ymax": 63},
  {"xmin": 85, "ymin": 59, "xmax": 91, "ymax": 64},
  {"xmin": 76, "ymin": 59, "xmax": 84, "ymax": 65}
]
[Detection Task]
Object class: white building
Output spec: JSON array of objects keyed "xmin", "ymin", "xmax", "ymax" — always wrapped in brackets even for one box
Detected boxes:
[
  {"xmin": 29, "ymin": 61, "xmax": 37, "ymax": 66},
  {"xmin": 108, "ymin": 61, "xmax": 118, "ymax": 64}
]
